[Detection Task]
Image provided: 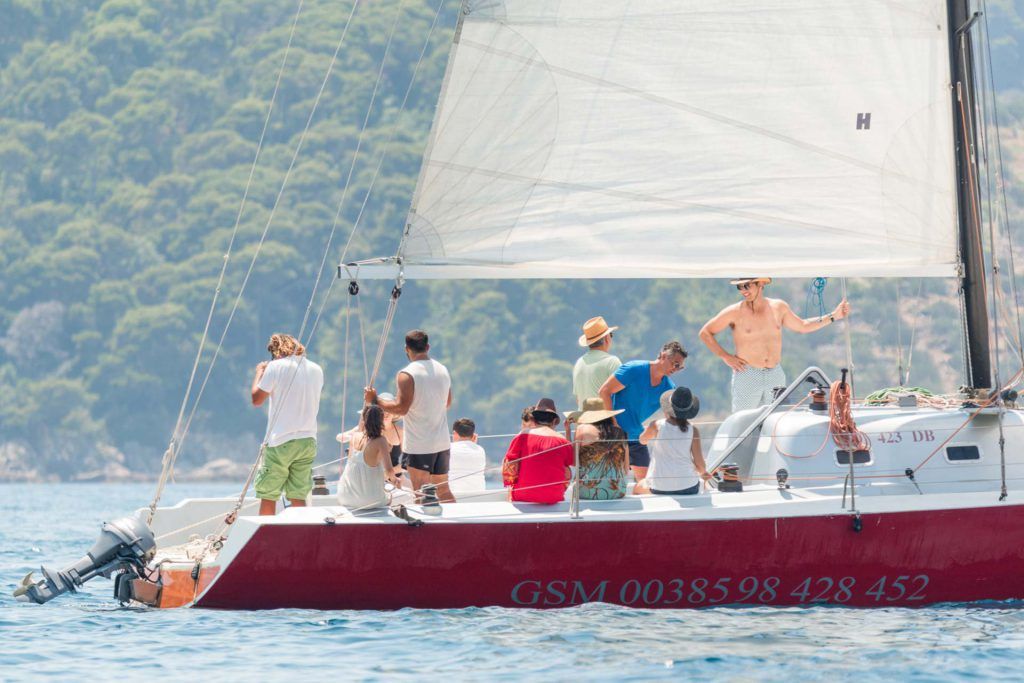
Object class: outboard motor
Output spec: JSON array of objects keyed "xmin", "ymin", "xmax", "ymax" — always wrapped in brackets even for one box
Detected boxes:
[{"xmin": 14, "ymin": 516, "xmax": 156, "ymax": 605}]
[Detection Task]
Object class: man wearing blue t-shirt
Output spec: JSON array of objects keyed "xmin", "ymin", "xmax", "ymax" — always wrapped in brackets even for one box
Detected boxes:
[{"xmin": 598, "ymin": 341, "xmax": 688, "ymax": 482}]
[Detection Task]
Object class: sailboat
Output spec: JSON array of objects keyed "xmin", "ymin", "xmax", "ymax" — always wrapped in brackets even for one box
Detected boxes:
[{"xmin": 17, "ymin": 0, "xmax": 1024, "ymax": 609}]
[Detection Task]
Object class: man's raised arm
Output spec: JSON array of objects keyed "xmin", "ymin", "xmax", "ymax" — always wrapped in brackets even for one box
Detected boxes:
[
  {"xmin": 364, "ymin": 372, "xmax": 415, "ymax": 416},
  {"xmin": 780, "ymin": 299, "xmax": 850, "ymax": 334}
]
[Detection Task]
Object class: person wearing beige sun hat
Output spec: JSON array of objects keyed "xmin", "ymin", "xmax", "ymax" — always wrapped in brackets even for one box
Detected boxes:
[
  {"xmin": 565, "ymin": 398, "xmax": 629, "ymax": 500},
  {"xmin": 572, "ymin": 316, "xmax": 622, "ymax": 410},
  {"xmin": 700, "ymin": 277, "xmax": 850, "ymax": 412}
]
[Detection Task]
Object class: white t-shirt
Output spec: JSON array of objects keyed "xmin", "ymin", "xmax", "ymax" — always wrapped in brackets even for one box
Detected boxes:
[
  {"xmin": 448, "ymin": 440, "xmax": 487, "ymax": 494},
  {"xmin": 258, "ymin": 355, "xmax": 324, "ymax": 447},
  {"xmin": 400, "ymin": 359, "xmax": 451, "ymax": 454},
  {"xmin": 645, "ymin": 419, "xmax": 699, "ymax": 492}
]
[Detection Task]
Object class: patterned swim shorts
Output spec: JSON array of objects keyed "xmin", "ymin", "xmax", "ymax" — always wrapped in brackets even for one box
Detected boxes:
[{"xmin": 731, "ymin": 366, "xmax": 787, "ymax": 412}]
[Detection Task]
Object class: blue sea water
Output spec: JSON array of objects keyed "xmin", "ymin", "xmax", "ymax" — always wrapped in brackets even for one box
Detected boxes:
[{"xmin": 3, "ymin": 483, "xmax": 1024, "ymax": 682}]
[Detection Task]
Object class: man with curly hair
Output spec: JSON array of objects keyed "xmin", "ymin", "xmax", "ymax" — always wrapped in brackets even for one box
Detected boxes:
[{"xmin": 251, "ymin": 333, "xmax": 324, "ymax": 515}]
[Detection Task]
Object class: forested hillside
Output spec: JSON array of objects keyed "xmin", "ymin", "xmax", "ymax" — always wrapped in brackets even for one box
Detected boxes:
[{"xmin": 2, "ymin": 0, "xmax": 1023, "ymax": 481}]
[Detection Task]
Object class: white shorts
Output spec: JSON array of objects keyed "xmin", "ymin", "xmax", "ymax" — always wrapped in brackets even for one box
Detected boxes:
[{"xmin": 731, "ymin": 366, "xmax": 786, "ymax": 412}]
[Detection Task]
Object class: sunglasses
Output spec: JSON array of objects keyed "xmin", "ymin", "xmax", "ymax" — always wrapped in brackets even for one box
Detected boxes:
[{"xmin": 736, "ymin": 283, "xmax": 753, "ymax": 291}]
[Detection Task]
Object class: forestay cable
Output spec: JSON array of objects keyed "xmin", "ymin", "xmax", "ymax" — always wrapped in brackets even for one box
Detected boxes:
[
  {"xmin": 161, "ymin": 0, "xmax": 364, "ymax": 477},
  {"xmin": 148, "ymin": 0, "xmax": 306, "ymax": 523},
  {"xmin": 298, "ymin": 0, "xmax": 412, "ymax": 341}
]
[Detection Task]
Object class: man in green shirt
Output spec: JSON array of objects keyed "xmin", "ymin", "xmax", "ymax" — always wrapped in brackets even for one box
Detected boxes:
[{"xmin": 572, "ymin": 316, "xmax": 622, "ymax": 409}]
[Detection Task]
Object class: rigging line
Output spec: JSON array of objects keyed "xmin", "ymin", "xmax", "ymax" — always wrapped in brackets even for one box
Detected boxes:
[
  {"xmin": 297, "ymin": 0, "xmax": 447, "ymax": 412},
  {"xmin": 148, "ymin": 0, "xmax": 306, "ymax": 522},
  {"xmin": 297, "ymin": 0, "xmax": 411, "ymax": 341},
  {"xmin": 369, "ymin": 289, "xmax": 401, "ymax": 386},
  {"xmin": 356, "ymin": 292, "xmax": 370, "ymax": 384},
  {"xmin": 841, "ymin": 278, "xmax": 855, "ymax": 395},
  {"xmin": 958, "ymin": 37, "xmax": 990, "ymax": 313},
  {"xmin": 981, "ymin": 2, "xmax": 1024, "ymax": 365},
  {"xmin": 896, "ymin": 279, "xmax": 904, "ymax": 386},
  {"xmin": 321, "ymin": 0, "xmax": 450, "ymax": 288},
  {"xmin": 340, "ymin": 290, "xmax": 354, "ymax": 476},
  {"xmin": 974, "ymin": 7, "xmax": 1007, "ymax": 500},
  {"xmin": 169, "ymin": 0, "xmax": 363, "ymax": 455},
  {"xmin": 904, "ymin": 279, "xmax": 924, "ymax": 385},
  {"xmin": 304, "ymin": 0, "xmax": 448, "ymax": 340},
  {"xmin": 977, "ymin": 31, "xmax": 1002, "ymax": 393}
]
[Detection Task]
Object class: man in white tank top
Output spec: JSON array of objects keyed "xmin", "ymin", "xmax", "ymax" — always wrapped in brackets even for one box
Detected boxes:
[{"xmin": 365, "ymin": 329, "xmax": 453, "ymax": 502}]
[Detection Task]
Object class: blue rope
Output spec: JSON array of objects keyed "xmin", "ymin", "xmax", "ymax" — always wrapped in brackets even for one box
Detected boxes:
[{"xmin": 805, "ymin": 277, "xmax": 827, "ymax": 318}]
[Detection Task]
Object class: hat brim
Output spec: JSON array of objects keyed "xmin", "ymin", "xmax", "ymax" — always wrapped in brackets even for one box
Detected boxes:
[
  {"xmin": 531, "ymin": 409, "xmax": 561, "ymax": 424},
  {"xmin": 728, "ymin": 277, "xmax": 772, "ymax": 286},
  {"xmin": 578, "ymin": 325, "xmax": 619, "ymax": 347},
  {"xmin": 675, "ymin": 406, "xmax": 700, "ymax": 421},
  {"xmin": 576, "ymin": 408, "xmax": 625, "ymax": 424}
]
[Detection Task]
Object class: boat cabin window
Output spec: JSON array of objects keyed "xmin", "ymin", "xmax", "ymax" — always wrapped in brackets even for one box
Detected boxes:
[
  {"xmin": 945, "ymin": 445, "xmax": 981, "ymax": 462},
  {"xmin": 835, "ymin": 450, "xmax": 871, "ymax": 465}
]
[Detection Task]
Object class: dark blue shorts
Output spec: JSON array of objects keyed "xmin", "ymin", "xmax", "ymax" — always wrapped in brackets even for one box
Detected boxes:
[
  {"xmin": 651, "ymin": 482, "xmax": 701, "ymax": 496},
  {"xmin": 627, "ymin": 441, "xmax": 650, "ymax": 468}
]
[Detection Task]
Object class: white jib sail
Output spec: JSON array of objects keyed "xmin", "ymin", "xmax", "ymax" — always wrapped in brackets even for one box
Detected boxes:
[{"xmin": 368, "ymin": 0, "xmax": 960, "ymax": 279}]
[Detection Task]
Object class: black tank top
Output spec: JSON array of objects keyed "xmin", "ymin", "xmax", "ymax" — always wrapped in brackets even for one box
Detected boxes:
[{"xmin": 390, "ymin": 443, "xmax": 402, "ymax": 468}]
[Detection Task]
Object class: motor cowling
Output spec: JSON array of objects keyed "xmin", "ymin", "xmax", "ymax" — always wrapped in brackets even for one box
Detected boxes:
[{"xmin": 14, "ymin": 516, "xmax": 156, "ymax": 605}]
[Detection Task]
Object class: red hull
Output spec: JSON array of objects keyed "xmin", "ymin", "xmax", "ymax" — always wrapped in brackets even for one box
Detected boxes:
[{"xmin": 196, "ymin": 505, "xmax": 1024, "ymax": 609}]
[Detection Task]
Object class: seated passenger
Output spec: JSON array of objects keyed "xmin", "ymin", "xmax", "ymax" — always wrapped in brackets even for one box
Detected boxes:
[
  {"xmin": 339, "ymin": 392, "xmax": 407, "ymax": 488},
  {"xmin": 449, "ymin": 417, "xmax": 487, "ymax": 494},
  {"xmin": 337, "ymin": 405, "xmax": 396, "ymax": 509},
  {"xmin": 502, "ymin": 398, "xmax": 574, "ymax": 504},
  {"xmin": 634, "ymin": 387, "xmax": 711, "ymax": 496},
  {"xmin": 568, "ymin": 398, "xmax": 628, "ymax": 500},
  {"xmin": 520, "ymin": 405, "xmax": 536, "ymax": 431}
]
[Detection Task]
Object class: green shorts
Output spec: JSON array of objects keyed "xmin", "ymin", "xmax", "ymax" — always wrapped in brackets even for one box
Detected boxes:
[{"xmin": 254, "ymin": 437, "xmax": 317, "ymax": 501}]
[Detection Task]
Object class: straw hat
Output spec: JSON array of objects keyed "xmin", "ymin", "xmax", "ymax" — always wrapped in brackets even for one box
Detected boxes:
[
  {"xmin": 728, "ymin": 277, "xmax": 772, "ymax": 286},
  {"xmin": 660, "ymin": 387, "xmax": 700, "ymax": 421},
  {"xmin": 578, "ymin": 316, "xmax": 618, "ymax": 347},
  {"xmin": 564, "ymin": 397, "xmax": 624, "ymax": 424}
]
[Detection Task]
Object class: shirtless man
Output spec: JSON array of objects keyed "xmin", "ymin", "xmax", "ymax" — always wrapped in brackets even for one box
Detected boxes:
[{"xmin": 699, "ymin": 277, "xmax": 850, "ymax": 412}]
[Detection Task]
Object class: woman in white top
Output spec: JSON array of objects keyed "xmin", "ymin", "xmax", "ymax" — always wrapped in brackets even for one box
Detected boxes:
[
  {"xmin": 635, "ymin": 387, "xmax": 712, "ymax": 495},
  {"xmin": 337, "ymin": 405, "xmax": 396, "ymax": 509}
]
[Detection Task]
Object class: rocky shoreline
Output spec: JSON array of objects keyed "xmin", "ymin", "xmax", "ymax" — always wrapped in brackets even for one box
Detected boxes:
[{"xmin": 0, "ymin": 441, "xmax": 255, "ymax": 483}]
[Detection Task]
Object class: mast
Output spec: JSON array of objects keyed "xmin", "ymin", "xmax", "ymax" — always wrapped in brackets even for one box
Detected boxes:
[{"xmin": 948, "ymin": 0, "xmax": 991, "ymax": 389}]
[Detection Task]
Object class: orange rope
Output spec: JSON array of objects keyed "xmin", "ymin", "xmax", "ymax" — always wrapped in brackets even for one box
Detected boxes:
[
  {"xmin": 772, "ymin": 393, "xmax": 832, "ymax": 459},
  {"xmin": 830, "ymin": 380, "xmax": 871, "ymax": 453}
]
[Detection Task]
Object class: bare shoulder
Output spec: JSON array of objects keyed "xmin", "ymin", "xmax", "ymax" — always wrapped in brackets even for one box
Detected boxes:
[
  {"xmin": 714, "ymin": 302, "xmax": 743, "ymax": 321},
  {"xmin": 576, "ymin": 423, "xmax": 599, "ymax": 444},
  {"xmin": 366, "ymin": 435, "xmax": 388, "ymax": 457}
]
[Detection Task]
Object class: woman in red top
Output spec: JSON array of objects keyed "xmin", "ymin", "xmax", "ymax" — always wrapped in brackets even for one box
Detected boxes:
[{"xmin": 503, "ymin": 398, "xmax": 574, "ymax": 504}]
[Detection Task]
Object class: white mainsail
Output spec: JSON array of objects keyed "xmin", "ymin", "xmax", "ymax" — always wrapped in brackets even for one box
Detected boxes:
[{"xmin": 361, "ymin": 0, "xmax": 960, "ymax": 279}]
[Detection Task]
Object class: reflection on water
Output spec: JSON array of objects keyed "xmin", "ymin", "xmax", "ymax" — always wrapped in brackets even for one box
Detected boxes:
[{"xmin": 3, "ymin": 483, "xmax": 1024, "ymax": 681}]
